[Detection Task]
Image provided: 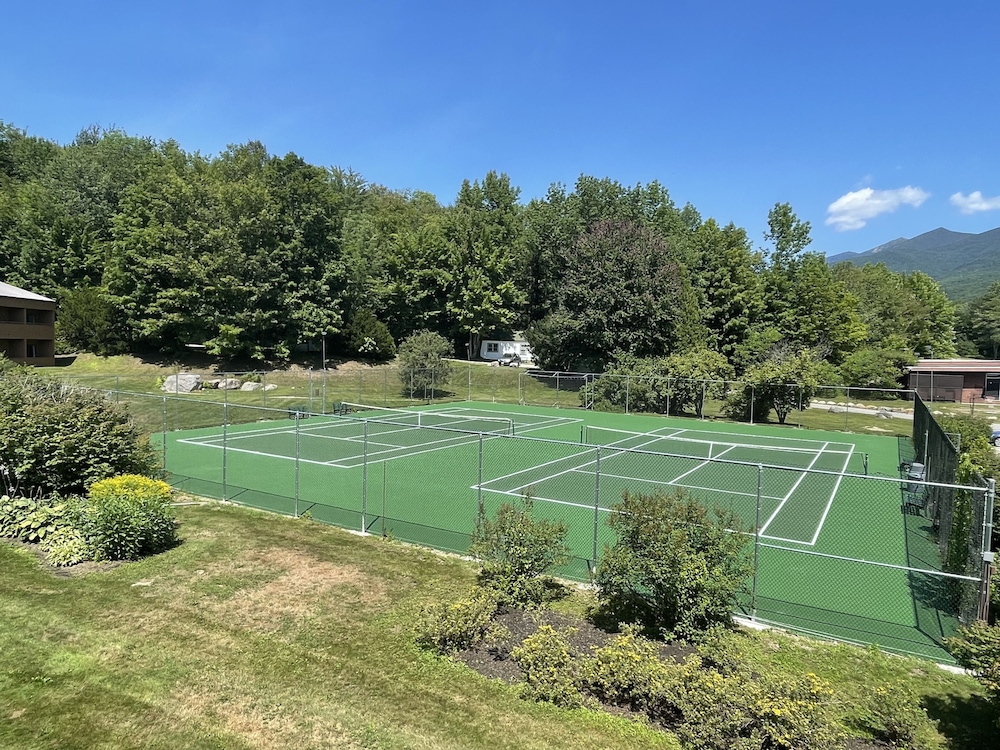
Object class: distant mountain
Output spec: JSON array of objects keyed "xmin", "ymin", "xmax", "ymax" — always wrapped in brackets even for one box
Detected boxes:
[{"xmin": 827, "ymin": 227, "xmax": 1000, "ymax": 301}]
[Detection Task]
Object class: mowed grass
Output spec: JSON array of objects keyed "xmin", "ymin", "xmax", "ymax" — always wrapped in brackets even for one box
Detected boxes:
[
  {"xmin": 0, "ymin": 502, "xmax": 679, "ymax": 750},
  {"xmin": 1, "ymin": 501, "xmax": 994, "ymax": 750}
]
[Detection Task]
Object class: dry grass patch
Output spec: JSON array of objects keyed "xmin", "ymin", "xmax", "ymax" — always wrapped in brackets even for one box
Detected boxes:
[
  {"xmin": 209, "ymin": 547, "xmax": 385, "ymax": 633},
  {"xmin": 170, "ymin": 675, "xmax": 363, "ymax": 750}
]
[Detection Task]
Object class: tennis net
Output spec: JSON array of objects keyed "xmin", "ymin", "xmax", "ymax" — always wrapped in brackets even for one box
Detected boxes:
[{"xmin": 340, "ymin": 402, "xmax": 514, "ymax": 436}]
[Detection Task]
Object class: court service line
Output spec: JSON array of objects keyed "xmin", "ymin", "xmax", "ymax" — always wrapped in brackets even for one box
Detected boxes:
[
  {"xmin": 591, "ymin": 469, "xmax": 785, "ymax": 503},
  {"xmin": 485, "ymin": 432, "xmax": 685, "ymax": 494},
  {"xmin": 757, "ymin": 442, "xmax": 830, "ymax": 539},
  {"xmin": 476, "ymin": 486, "xmax": 616, "ymax": 515},
  {"xmin": 665, "ymin": 444, "xmax": 738, "ymax": 484},
  {"xmin": 808, "ymin": 445, "xmax": 856, "ymax": 546}
]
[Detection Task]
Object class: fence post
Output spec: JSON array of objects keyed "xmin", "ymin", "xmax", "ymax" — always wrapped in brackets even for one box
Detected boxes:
[
  {"xmin": 750, "ymin": 386, "xmax": 755, "ymax": 425},
  {"xmin": 294, "ymin": 414, "xmax": 300, "ymax": 518},
  {"xmin": 666, "ymin": 377, "xmax": 671, "ymax": 416},
  {"xmin": 593, "ymin": 447, "xmax": 601, "ymax": 565},
  {"xmin": 625, "ymin": 375, "xmax": 630, "ymax": 414},
  {"xmin": 468, "ymin": 364, "xmax": 473, "ymax": 402},
  {"xmin": 981, "ymin": 479, "xmax": 996, "ymax": 621},
  {"xmin": 222, "ymin": 402, "xmax": 229, "ymax": 502},
  {"xmin": 161, "ymin": 397, "xmax": 167, "ymax": 472},
  {"xmin": 362, "ymin": 420, "xmax": 369, "ymax": 533},
  {"xmin": 477, "ymin": 434, "xmax": 484, "ymax": 517},
  {"xmin": 751, "ymin": 464, "xmax": 763, "ymax": 620}
]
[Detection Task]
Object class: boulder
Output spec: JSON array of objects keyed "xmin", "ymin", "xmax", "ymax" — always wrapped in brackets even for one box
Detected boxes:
[
  {"xmin": 263, "ymin": 384, "xmax": 278, "ymax": 391},
  {"xmin": 162, "ymin": 373, "xmax": 202, "ymax": 393},
  {"xmin": 240, "ymin": 382, "xmax": 263, "ymax": 391},
  {"xmin": 219, "ymin": 378, "xmax": 242, "ymax": 390}
]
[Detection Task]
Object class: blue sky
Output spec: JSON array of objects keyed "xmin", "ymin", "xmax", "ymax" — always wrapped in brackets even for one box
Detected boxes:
[{"xmin": 4, "ymin": 1, "xmax": 999, "ymax": 256}]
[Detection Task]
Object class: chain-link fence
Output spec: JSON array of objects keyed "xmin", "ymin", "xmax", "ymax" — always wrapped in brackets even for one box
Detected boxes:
[
  {"xmin": 64, "ymin": 366, "xmax": 925, "ymax": 430},
  {"xmin": 97, "ymin": 388, "xmax": 995, "ymax": 662}
]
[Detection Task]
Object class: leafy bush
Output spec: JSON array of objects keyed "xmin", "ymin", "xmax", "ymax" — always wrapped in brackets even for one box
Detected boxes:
[
  {"xmin": 346, "ymin": 309, "xmax": 396, "ymax": 363},
  {"xmin": 511, "ymin": 625, "xmax": 584, "ymax": 708},
  {"xmin": 0, "ymin": 370, "xmax": 159, "ymax": 496},
  {"xmin": 397, "ymin": 330, "xmax": 453, "ymax": 398},
  {"xmin": 595, "ymin": 488, "xmax": 752, "ymax": 640},
  {"xmin": 946, "ymin": 621, "xmax": 1000, "ymax": 702},
  {"xmin": 415, "ymin": 589, "xmax": 503, "ymax": 654},
  {"xmin": 469, "ymin": 495, "xmax": 570, "ymax": 607},
  {"xmin": 41, "ymin": 524, "xmax": 90, "ymax": 567},
  {"xmin": 580, "ymin": 626, "xmax": 844, "ymax": 749},
  {"xmin": 0, "ymin": 494, "xmax": 73, "ymax": 543},
  {"xmin": 78, "ymin": 475, "xmax": 176, "ymax": 561},
  {"xmin": 847, "ymin": 683, "xmax": 942, "ymax": 749},
  {"xmin": 579, "ymin": 626, "xmax": 677, "ymax": 720}
]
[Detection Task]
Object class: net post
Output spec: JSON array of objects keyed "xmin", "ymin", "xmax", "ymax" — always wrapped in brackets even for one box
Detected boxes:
[
  {"xmin": 593, "ymin": 446, "xmax": 601, "ymax": 566},
  {"xmin": 362, "ymin": 421, "xmax": 369, "ymax": 533},
  {"xmin": 751, "ymin": 463, "xmax": 763, "ymax": 621},
  {"xmin": 294, "ymin": 413, "xmax": 300, "ymax": 518},
  {"xmin": 864, "ymin": 453, "xmax": 869, "ymax": 476}
]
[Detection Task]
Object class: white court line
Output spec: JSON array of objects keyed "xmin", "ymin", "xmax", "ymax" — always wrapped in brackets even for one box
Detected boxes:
[
  {"xmin": 482, "ymin": 432, "xmax": 677, "ymax": 494},
  {"xmin": 664, "ymin": 444, "xmax": 738, "ymax": 484},
  {"xmin": 588, "ymin": 469, "xmax": 785, "ymax": 503},
  {"xmin": 179, "ymin": 422, "xmax": 486, "ymax": 469},
  {"xmin": 808, "ymin": 445, "xmax": 855, "ymax": 545},
  {"xmin": 476, "ymin": 485, "xmax": 617, "ymax": 514},
  {"xmin": 757, "ymin": 443, "xmax": 830, "ymax": 539}
]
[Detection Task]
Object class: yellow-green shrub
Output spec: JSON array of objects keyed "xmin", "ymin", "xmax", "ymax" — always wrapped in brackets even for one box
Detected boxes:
[
  {"xmin": 79, "ymin": 474, "xmax": 175, "ymax": 561},
  {"xmin": 415, "ymin": 589, "xmax": 503, "ymax": 654},
  {"xmin": 511, "ymin": 625, "xmax": 584, "ymax": 708}
]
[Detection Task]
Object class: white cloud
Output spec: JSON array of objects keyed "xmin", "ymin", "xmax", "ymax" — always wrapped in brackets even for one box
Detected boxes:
[
  {"xmin": 950, "ymin": 191, "xmax": 1000, "ymax": 215},
  {"xmin": 825, "ymin": 186, "xmax": 930, "ymax": 231}
]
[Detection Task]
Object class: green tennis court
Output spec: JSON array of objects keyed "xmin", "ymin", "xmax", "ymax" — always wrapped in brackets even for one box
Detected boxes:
[{"xmin": 158, "ymin": 399, "xmax": 969, "ymax": 662}]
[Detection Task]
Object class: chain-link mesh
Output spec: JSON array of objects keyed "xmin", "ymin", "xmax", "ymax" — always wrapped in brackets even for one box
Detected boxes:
[{"xmin": 71, "ymin": 386, "xmax": 993, "ymax": 662}]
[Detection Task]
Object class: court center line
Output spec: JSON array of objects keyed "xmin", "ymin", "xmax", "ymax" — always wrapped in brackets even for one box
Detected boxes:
[
  {"xmin": 757, "ymin": 442, "xmax": 830, "ymax": 538},
  {"xmin": 808, "ymin": 444, "xmax": 856, "ymax": 545}
]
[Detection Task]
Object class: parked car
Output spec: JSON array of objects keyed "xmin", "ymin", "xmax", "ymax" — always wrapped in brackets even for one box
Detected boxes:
[
  {"xmin": 498, "ymin": 352, "xmax": 521, "ymax": 367},
  {"xmin": 991, "ymin": 428, "xmax": 1000, "ymax": 446}
]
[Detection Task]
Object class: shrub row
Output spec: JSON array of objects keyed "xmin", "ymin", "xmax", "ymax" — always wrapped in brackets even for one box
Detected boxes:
[
  {"xmin": 511, "ymin": 626, "xmax": 942, "ymax": 750},
  {"xmin": 0, "ymin": 474, "xmax": 176, "ymax": 565}
]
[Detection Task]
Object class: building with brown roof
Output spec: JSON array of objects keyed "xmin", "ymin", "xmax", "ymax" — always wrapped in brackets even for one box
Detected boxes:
[
  {"xmin": 906, "ymin": 359, "xmax": 1000, "ymax": 403},
  {"xmin": 0, "ymin": 282, "xmax": 56, "ymax": 366}
]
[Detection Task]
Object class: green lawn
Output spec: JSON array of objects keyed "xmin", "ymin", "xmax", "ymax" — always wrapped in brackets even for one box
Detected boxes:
[{"xmin": 0, "ymin": 502, "xmax": 992, "ymax": 750}]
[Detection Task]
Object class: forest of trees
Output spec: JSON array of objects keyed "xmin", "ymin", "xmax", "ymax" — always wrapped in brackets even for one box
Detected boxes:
[{"xmin": 2, "ymin": 119, "xmax": 993, "ymax": 384}]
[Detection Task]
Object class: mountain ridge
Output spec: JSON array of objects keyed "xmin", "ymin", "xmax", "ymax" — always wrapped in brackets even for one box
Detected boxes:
[{"xmin": 826, "ymin": 226, "xmax": 1000, "ymax": 301}]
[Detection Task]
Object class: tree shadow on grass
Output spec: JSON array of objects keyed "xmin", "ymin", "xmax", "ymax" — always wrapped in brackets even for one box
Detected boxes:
[{"xmin": 922, "ymin": 691, "xmax": 996, "ymax": 750}]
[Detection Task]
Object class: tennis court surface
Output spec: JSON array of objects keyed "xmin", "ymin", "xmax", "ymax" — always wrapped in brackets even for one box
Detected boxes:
[{"xmin": 155, "ymin": 399, "xmax": 985, "ymax": 663}]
